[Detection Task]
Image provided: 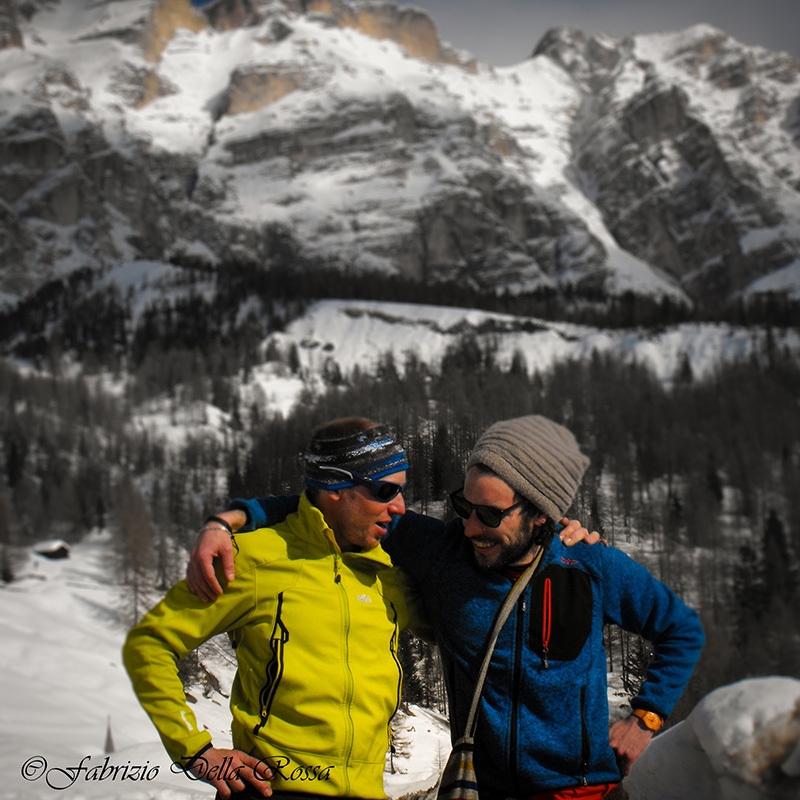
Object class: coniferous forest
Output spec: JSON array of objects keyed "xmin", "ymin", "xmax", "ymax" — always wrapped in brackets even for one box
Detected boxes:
[{"xmin": 1, "ymin": 253, "xmax": 799, "ymax": 726}]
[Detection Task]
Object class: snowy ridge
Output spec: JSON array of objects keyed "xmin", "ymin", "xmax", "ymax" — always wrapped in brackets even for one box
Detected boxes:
[
  {"xmin": 115, "ymin": 294, "xmax": 800, "ymax": 447},
  {"xmin": 267, "ymin": 298, "xmax": 800, "ymax": 386}
]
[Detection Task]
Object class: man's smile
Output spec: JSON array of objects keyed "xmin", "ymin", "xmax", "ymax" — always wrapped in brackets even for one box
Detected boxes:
[{"xmin": 472, "ymin": 540, "xmax": 496, "ymax": 550}]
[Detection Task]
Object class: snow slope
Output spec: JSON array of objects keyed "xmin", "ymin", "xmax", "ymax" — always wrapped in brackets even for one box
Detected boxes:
[{"xmin": 0, "ymin": 534, "xmax": 449, "ymax": 800}]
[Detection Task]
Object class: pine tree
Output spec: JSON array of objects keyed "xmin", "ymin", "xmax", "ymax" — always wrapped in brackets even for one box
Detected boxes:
[{"xmin": 114, "ymin": 474, "xmax": 155, "ymax": 624}]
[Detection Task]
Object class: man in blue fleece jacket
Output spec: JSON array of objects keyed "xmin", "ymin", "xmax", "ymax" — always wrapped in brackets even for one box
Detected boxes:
[{"xmin": 189, "ymin": 415, "xmax": 704, "ymax": 800}]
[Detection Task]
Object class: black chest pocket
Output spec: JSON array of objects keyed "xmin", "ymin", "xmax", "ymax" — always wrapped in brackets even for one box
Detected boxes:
[{"xmin": 529, "ymin": 564, "xmax": 593, "ymax": 663}]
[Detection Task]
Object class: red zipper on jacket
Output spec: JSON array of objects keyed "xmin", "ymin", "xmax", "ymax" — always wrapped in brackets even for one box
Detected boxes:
[{"xmin": 542, "ymin": 577, "xmax": 552, "ymax": 669}]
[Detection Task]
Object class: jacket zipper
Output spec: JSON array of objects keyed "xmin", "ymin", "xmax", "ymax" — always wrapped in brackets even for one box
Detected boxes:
[
  {"xmin": 542, "ymin": 577, "xmax": 552, "ymax": 669},
  {"xmin": 580, "ymin": 685, "xmax": 589, "ymax": 785},
  {"xmin": 253, "ymin": 593, "xmax": 289, "ymax": 734},
  {"xmin": 334, "ymin": 551, "xmax": 354, "ymax": 797}
]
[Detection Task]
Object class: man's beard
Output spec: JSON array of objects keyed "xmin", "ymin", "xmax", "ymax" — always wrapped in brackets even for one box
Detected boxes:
[{"xmin": 473, "ymin": 520, "xmax": 537, "ymax": 572}]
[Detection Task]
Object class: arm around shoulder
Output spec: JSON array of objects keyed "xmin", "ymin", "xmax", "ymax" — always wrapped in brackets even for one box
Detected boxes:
[
  {"xmin": 382, "ymin": 510, "xmax": 447, "ymax": 579},
  {"xmin": 228, "ymin": 495, "xmax": 301, "ymax": 531}
]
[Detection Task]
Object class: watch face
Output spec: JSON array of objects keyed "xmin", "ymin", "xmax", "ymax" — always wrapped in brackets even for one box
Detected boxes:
[{"xmin": 634, "ymin": 709, "xmax": 663, "ymax": 731}]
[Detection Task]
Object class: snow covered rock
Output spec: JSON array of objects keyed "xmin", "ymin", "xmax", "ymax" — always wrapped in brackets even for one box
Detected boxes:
[
  {"xmin": 32, "ymin": 539, "xmax": 71, "ymax": 559},
  {"xmin": 626, "ymin": 677, "xmax": 800, "ymax": 799}
]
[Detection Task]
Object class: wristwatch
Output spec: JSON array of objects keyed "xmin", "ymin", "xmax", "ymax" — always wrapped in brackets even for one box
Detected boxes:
[{"xmin": 631, "ymin": 708, "xmax": 664, "ymax": 732}]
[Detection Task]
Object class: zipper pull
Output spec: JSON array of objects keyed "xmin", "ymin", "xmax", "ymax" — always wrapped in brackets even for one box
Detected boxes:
[{"xmin": 334, "ymin": 553, "xmax": 342, "ymax": 583}]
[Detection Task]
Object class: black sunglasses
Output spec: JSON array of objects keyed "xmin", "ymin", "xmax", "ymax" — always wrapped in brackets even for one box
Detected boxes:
[
  {"xmin": 319, "ymin": 466, "xmax": 405, "ymax": 503},
  {"xmin": 449, "ymin": 488, "xmax": 523, "ymax": 528}
]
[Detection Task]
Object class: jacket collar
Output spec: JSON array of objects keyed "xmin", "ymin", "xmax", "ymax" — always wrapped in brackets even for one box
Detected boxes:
[{"xmin": 291, "ymin": 491, "xmax": 394, "ymax": 570}]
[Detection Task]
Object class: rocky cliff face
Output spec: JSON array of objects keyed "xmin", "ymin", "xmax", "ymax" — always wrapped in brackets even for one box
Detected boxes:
[
  {"xmin": 0, "ymin": 0, "xmax": 797, "ymax": 308},
  {"xmin": 541, "ymin": 27, "xmax": 800, "ymax": 301}
]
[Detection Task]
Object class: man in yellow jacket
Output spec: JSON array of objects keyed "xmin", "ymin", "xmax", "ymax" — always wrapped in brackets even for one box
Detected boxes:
[{"xmin": 123, "ymin": 417, "xmax": 428, "ymax": 799}]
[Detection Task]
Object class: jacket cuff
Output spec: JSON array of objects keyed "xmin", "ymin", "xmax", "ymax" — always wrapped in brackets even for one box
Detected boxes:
[
  {"xmin": 183, "ymin": 741, "xmax": 214, "ymax": 771},
  {"xmin": 228, "ymin": 498, "xmax": 263, "ymax": 531}
]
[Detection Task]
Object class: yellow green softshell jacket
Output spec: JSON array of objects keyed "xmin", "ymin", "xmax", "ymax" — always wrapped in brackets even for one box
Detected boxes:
[{"xmin": 123, "ymin": 493, "xmax": 427, "ymax": 798}]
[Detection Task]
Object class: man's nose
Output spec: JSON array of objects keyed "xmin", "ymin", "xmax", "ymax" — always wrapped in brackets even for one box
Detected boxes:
[
  {"xmin": 388, "ymin": 491, "xmax": 405, "ymax": 516},
  {"xmin": 463, "ymin": 511, "xmax": 485, "ymax": 538}
]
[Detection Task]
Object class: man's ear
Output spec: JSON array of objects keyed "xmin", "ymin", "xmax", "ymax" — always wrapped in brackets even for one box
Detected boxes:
[
  {"xmin": 318, "ymin": 488, "xmax": 342, "ymax": 509},
  {"xmin": 532, "ymin": 516, "xmax": 547, "ymax": 527}
]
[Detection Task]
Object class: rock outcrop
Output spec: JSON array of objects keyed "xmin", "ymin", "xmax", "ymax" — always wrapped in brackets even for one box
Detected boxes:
[
  {"xmin": 139, "ymin": 0, "xmax": 207, "ymax": 62},
  {"xmin": 540, "ymin": 25, "xmax": 800, "ymax": 300},
  {"xmin": 306, "ymin": 0, "xmax": 443, "ymax": 62}
]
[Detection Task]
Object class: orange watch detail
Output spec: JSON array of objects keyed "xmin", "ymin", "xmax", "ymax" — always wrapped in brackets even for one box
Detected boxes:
[{"xmin": 631, "ymin": 708, "xmax": 664, "ymax": 732}]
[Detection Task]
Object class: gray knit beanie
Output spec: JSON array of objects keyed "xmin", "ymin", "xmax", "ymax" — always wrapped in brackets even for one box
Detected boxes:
[{"xmin": 466, "ymin": 415, "xmax": 590, "ymax": 521}]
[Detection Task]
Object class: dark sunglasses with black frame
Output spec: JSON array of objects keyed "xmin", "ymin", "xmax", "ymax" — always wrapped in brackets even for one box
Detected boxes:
[
  {"xmin": 318, "ymin": 465, "xmax": 405, "ymax": 503},
  {"xmin": 449, "ymin": 488, "xmax": 524, "ymax": 528}
]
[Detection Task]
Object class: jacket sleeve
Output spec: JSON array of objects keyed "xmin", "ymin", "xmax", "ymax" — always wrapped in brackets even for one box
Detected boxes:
[
  {"xmin": 393, "ymin": 565, "xmax": 435, "ymax": 643},
  {"xmin": 229, "ymin": 495, "xmax": 300, "ymax": 531},
  {"xmin": 382, "ymin": 510, "xmax": 449, "ymax": 583},
  {"xmin": 600, "ymin": 545, "xmax": 705, "ymax": 718},
  {"xmin": 122, "ymin": 573, "xmax": 253, "ymax": 764}
]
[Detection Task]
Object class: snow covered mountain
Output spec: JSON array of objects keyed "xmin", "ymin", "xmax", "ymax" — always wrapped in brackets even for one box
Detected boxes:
[{"xmin": 1, "ymin": 0, "xmax": 799, "ymax": 308}]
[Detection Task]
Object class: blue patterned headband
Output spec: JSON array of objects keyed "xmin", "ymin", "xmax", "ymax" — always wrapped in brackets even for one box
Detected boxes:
[{"xmin": 305, "ymin": 425, "xmax": 408, "ymax": 490}]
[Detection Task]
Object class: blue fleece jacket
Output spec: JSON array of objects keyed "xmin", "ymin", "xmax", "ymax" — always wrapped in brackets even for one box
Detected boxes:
[{"xmin": 231, "ymin": 497, "xmax": 704, "ymax": 797}]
